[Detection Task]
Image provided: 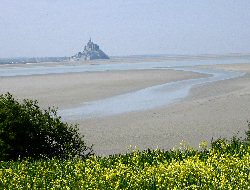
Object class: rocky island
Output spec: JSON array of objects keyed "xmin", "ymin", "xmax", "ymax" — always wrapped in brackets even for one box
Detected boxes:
[{"xmin": 72, "ymin": 38, "xmax": 109, "ymax": 60}]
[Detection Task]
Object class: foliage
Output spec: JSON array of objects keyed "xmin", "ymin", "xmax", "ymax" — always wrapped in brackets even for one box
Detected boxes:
[
  {"xmin": 245, "ymin": 121, "xmax": 250, "ymax": 144},
  {"xmin": 0, "ymin": 92, "xmax": 250, "ymax": 188},
  {"xmin": 0, "ymin": 93, "xmax": 92, "ymax": 160},
  {"xmin": 0, "ymin": 138, "xmax": 249, "ymax": 189}
]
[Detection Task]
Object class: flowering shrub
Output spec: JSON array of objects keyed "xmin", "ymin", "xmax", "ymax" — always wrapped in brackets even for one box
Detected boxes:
[
  {"xmin": 0, "ymin": 139, "xmax": 249, "ymax": 189},
  {"xmin": 1, "ymin": 93, "xmax": 249, "ymax": 189}
]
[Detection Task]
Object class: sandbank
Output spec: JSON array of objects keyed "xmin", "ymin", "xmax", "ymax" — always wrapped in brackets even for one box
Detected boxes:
[
  {"xmin": 1, "ymin": 62, "xmax": 250, "ymax": 155},
  {"xmin": 75, "ymin": 63, "xmax": 250, "ymax": 155},
  {"xmin": 0, "ymin": 69, "xmax": 203, "ymax": 109}
]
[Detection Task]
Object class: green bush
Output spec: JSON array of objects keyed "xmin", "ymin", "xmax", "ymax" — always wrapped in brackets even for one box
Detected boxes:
[
  {"xmin": 245, "ymin": 121, "xmax": 250, "ymax": 144},
  {"xmin": 0, "ymin": 93, "xmax": 93, "ymax": 160}
]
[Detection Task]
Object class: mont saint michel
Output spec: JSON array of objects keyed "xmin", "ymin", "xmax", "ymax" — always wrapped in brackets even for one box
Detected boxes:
[{"xmin": 72, "ymin": 39, "xmax": 109, "ymax": 60}]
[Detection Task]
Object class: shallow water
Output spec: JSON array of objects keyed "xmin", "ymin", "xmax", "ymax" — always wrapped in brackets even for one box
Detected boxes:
[
  {"xmin": 59, "ymin": 68, "xmax": 245, "ymax": 120},
  {"xmin": 0, "ymin": 56, "xmax": 250, "ymax": 77},
  {"xmin": 0, "ymin": 56, "xmax": 248, "ymax": 119}
]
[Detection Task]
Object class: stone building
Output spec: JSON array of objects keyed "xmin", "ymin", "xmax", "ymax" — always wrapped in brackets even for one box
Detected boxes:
[{"xmin": 72, "ymin": 38, "xmax": 109, "ymax": 60}]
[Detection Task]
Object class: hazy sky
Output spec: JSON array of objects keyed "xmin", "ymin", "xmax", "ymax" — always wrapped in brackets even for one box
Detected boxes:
[{"xmin": 1, "ymin": 0, "xmax": 250, "ymax": 57}]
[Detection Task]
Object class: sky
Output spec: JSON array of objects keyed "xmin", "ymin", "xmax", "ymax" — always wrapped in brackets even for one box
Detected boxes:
[{"xmin": 0, "ymin": 0, "xmax": 250, "ymax": 57}]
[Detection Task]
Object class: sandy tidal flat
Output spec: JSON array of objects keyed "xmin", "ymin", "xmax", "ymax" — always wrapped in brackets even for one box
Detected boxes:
[
  {"xmin": 1, "ymin": 62, "xmax": 250, "ymax": 155},
  {"xmin": 76, "ymin": 64, "xmax": 250, "ymax": 155},
  {"xmin": 0, "ymin": 69, "xmax": 204, "ymax": 109}
]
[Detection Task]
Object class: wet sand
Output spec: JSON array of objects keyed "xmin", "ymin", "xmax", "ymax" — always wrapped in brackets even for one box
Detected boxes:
[
  {"xmin": 75, "ymin": 63, "xmax": 250, "ymax": 155},
  {"xmin": 1, "ymin": 62, "xmax": 250, "ymax": 155},
  {"xmin": 0, "ymin": 69, "xmax": 203, "ymax": 109}
]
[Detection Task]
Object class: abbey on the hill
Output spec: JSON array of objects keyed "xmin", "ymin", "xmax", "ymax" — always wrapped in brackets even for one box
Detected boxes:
[{"xmin": 72, "ymin": 38, "xmax": 109, "ymax": 60}]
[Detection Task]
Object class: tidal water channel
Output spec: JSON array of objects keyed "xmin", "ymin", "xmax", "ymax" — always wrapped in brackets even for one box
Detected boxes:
[{"xmin": 0, "ymin": 56, "xmax": 249, "ymax": 120}]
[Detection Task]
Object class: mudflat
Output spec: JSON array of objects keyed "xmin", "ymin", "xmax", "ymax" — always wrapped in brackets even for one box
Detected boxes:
[
  {"xmin": 1, "ymin": 62, "xmax": 250, "ymax": 155},
  {"xmin": 75, "ymin": 63, "xmax": 250, "ymax": 155},
  {"xmin": 0, "ymin": 69, "xmax": 203, "ymax": 109}
]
